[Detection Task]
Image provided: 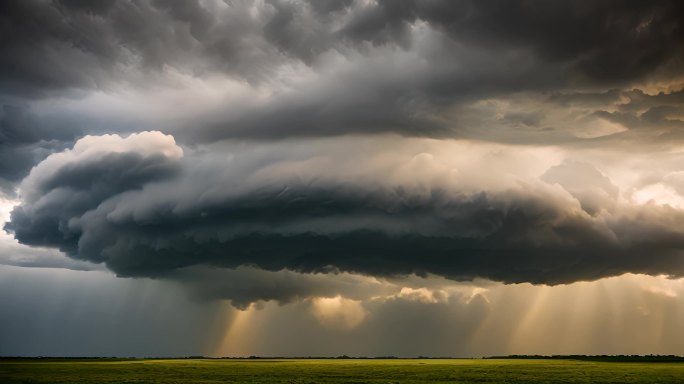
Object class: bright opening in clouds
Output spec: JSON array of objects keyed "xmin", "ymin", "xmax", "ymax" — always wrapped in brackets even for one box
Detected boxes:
[{"xmin": 1, "ymin": 0, "xmax": 684, "ymax": 357}]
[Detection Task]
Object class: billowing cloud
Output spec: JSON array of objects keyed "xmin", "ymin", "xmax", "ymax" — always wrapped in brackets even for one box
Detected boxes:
[
  {"xmin": 6, "ymin": 132, "xmax": 684, "ymax": 308},
  {"xmin": 6, "ymin": 131, "xmax": 182, "ymax": 254},
  {"xmin": 0, "ymin": 197, "xmax": 98, "ymax": 270}
]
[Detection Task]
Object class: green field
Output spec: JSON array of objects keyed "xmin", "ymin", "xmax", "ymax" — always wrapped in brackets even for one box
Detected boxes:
[{"xmin": 2, "ymin": 358, "xmax": 684, "ymax": 384}]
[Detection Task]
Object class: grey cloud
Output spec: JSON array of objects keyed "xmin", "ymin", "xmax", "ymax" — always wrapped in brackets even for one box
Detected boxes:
[
  {"xmin": 0, "ymin": 196, "xmax": 99, "ymax": 271},
  {"xmin": 7, "ymin": 133, "xmax": 684, "ymax": 308},
  {"xmin": 266, "ymin": 0, "xmax": 684, "ymax": 87},
  {"xmin": 595, "ymin": 107, "xmax": 684, "ymax": 139},
  {"xmin": 2, "ymin": 0, "xmax": 682, "ymax": 144},
  {"xmin": 549, "ymin": 88, "xmax": 684, "ymax": 110},
  {"xmin": 0, "ymin": 0, "xmax": 285, "ymax": 98},
  {"xmin": 563, "ymin": 88, "xmax": 684, "ymax": 148},
  {"xmin": 0, "ymin": 104, "xmax": 83, "ymax": 196},
  {"xmin": 547, "ymin": 89, "xmax": 628, "ymax": 108},
  {"xmin": 0, "ymin": 238, "xmax": 99, "ymax": 271},
  {"xmin": 188, "ymin": 70, "xmax": 449, "ymax": 141},
  {"xmin": 333, "ymin": 0, "xmax": 684, "ymax": 85},
  {"xmin": 6, "ymin": 131, "xmax": 182, "ymax": 253},
  {"xmin": 420, "ymin": 0, "xmax": 684, "ymax": 84},
  {"xmin": 307, "ymin": 0, "xmax": 353, "ymax": 15},
  {"xmin": 439, "ymin": 86, "xmax": 684, "ymax": 149}
]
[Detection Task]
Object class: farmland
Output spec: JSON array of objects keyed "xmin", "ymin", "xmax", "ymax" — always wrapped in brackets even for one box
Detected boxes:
[{"xmin": 2, "ymin": 358, "xmax": 684, "ymax": 383}]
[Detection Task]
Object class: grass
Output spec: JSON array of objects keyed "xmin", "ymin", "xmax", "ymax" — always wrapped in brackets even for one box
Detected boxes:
[{"xmin": 2, "ymin": 358, "xmax": 684, "ymax": 383}]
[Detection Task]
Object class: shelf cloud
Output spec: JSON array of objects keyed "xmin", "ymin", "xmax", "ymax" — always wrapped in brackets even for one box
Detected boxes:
[{"xmin": 6, "ymin": 131, "xmax": 684, "ymax": 306}]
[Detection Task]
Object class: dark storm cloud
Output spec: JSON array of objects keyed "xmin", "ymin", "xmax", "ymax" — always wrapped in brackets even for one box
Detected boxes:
[
  {"xmin": 0, "ymin": 0, "xmax": 280, "ymax": 97},
  {"xmin": 4, "ymin": 0, "xmax": 681, "ymax": 89},
  {"xmin": 261, "ymin": 0, "xmax": 684, "ymax": 85},
  {"xmin": 183, "ymin": 0, "xmax": 684, "ymax": 141},
  {"xmin": 2, "ymin": 0, "xmax": 683, "ymax": 141},
  {"xmin": 54, "ymin": 190, "xmax": 684, "ymax": 285},
  {"xmin": 0, "ymin": 104, "xmax": 82, "ymax": 195},
  {"xmin": 409, "ymin": 0, "xmax": 684, "ymax": 84},
  {"xmin": 7, "ymin": 132, "xmax": 684, "ymax": 308},
  {"xmin": 6, "ymin": 131, "xmax": 182, "ymax": 253}
]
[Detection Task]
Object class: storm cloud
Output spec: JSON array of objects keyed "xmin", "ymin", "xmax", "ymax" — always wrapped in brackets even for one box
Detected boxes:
[
  {"xmin": 2, "ymin": 0, "xmax": 683, "ymax": 143},
  {"xmin": 3, "ymin": 0, "xmax": 682, "ymax": 95},
  {"xmin": 6, "ymin": 131, "xmax": 684, "ymax": 307},
  {"xmin": 3, "ymin": 0, "xmax": 684, "ymax": 310}
]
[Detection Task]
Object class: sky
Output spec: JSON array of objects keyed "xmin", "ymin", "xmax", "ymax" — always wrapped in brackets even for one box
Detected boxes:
[{"xmin": 1, "ymin": 0, "xmax": 684, "ymax": 357}]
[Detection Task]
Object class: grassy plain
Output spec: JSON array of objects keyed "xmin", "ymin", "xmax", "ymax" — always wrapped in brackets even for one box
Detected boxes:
[{"xmin": 2, "ymin": 358, "xmax": 684, "ymax": 384}]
